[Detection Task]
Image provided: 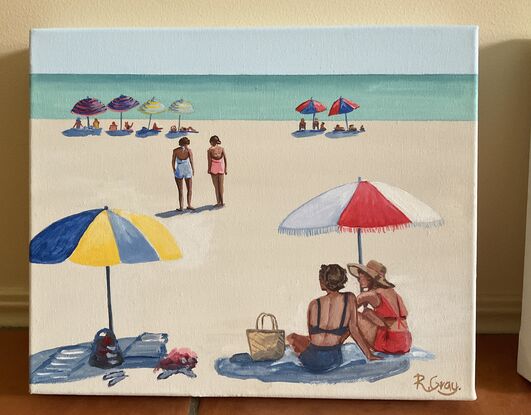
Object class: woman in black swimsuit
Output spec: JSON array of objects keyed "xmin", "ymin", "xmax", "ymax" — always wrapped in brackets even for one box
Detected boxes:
[{"xmin": 287, "ymin": 264, "xmax": 378, "ymax": 372}]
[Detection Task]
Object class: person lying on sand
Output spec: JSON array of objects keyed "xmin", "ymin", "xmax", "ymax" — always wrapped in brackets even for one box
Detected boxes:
[
  {"xmin": 334, "ymin": 124, "xmax": 345, "ymax": 132},
  {"xmin": 287, "ymin": 264, "xmax": 379, "ymax": 373}
]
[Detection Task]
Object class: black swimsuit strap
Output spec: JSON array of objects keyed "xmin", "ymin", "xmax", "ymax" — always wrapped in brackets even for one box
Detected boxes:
[
  {"xmin": 339, "ymin": 293, "xmax": 348, "ymax": 328},
  {"xmin": 316, "ymin": 298, "xmax": 321, "ymax": 327}
]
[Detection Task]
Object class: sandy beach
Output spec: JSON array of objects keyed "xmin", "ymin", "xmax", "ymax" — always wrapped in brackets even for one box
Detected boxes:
[{"xmin": 30, "ymin": 119, "xmax": 476, "ymax": 398}]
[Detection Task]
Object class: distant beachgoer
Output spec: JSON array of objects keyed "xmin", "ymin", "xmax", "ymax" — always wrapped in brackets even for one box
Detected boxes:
[
  {"xmin": 334, "ymin": 124, "xmax": 345, "ymax": 132},
  {"xmin": 312, "ymin": 118, "xmax": 319, "ymax": 130},
  {"xmin": 299, "ymin": 118, "xmax": 306, "ymax": 131},
  {"xmin": 347, "ymin": 260, "xmax": 412, "ymax": 354},
  {"xmin": 92, "ymin": 118, "xmax": 100, "ymax": 129},
  {"xmin": 73, "ymin": 118, "xmax": 82, "ymax": 129},
  {"xmin": 360, "ymin": 125, "xmax": 365, "ymax": 132},
  {"xmin": 319, "ymin": 122, "xmax": 326, "ymax": 131},
  {"xmin": 208, "ymin": 135, "xmax": 227, "ymax": 207},
  {"xmin": 287, "ymin": 264, "xmax": 379, "ymax": 373},
  {"xmin": 172, "ymin": 137, "xmax": 195, "ymax": 211},
  {"xmin": 124, "ymin": 121, "xmax": 134, "ymax": 131},
  {"xmin": 152, "ymin": 123, "xmax": 163, "ymax": 132},
  {"xmin": 170, "ymin": 125, "xmax": 177, "ymax": 133},
  {"xmin": 348, "ymin": 124, "xmax": 358, "ymax": 132},
  {"xmin": 185, "ymin": 126, "xmax": 198, "ymax": 133},
  {"xmin": 109, "ymin": 121, "xmax": 118, "ymax": 131},
  {"xmin": 179, "ymin": 126, "xmax": 187, "ymax": 132}
]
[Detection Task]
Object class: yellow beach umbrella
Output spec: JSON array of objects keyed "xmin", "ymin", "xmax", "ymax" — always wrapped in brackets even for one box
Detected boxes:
[
  {"xmin": 30, "ymin": 206, "xmax": 182, "ymax": 367},
  {"xmin": 138, "ymin": 97, "xmax": 166, "ymax": 129}
]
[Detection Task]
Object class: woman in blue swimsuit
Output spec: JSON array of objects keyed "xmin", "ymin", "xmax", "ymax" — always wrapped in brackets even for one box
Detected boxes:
[
  {"xmin": 287, "ymin": 264, "xmax": 379, "ymax": 372},
  {"xmin": 172, "ymin": 137, "xmax": 195, "ymax": 211}
]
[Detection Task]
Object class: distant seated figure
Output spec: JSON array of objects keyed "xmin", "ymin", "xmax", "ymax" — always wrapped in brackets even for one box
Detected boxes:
[
  {"xmin": 299, "ymin": 118, "xmax": 306, "ymax": 131},
  {"xmin": 170, "ymin": 125, "xmax": 178, "ymax": 133},
  {"xmin": 152, "ymin": 123, "xmax": 163, "ymax": 132},
  {"xmin": 334, "ymin": 124, "xmax": 345, "ymax": 132},
  {"xmin": 92, "ymin": 118, "xmax": 100, "ymax": 129},
  {"xmin": 109, "ymin": 121, "xmax": 118, "ymax": 131},
  {"xmin": 124, "ymin": 121, "xmax": 134, "ymax": 131},
  {"xmin": 186, "ymin": 126, "xmax": 198, "ymax": 133},
  {"xmin": 73, "ymin": 118, "xmax": 82, "ymax": 129},
  {"xmin": 312, "ymin": 118, "xmax": 319, "ymax": 130},
  {"xmin": 360, "ymin": 125, "xmax": 365, "ymax": 132},
  {"xmin": 348, "ymin": 124, "xmax": 358, "ymax": 132},
  {"xmin": 319, "ymin": 122, "xmax": 326, "ymax": 131}
]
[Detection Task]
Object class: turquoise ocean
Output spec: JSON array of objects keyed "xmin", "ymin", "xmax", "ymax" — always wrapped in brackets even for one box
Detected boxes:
[{"xmin": 31, "ymin": 74, "xmax": 477, "ymax": 121}]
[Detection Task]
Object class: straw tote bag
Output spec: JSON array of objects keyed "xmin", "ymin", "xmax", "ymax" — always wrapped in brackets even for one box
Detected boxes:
[{"xmin": 246, "ymin": 313, "xmax": 285, "ymax": 361}]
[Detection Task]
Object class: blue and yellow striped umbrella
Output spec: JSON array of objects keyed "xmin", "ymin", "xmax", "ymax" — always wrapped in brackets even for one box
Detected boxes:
[{"xmin": 30, "ymin": 206, "xmax": 182, "ymax": 333}]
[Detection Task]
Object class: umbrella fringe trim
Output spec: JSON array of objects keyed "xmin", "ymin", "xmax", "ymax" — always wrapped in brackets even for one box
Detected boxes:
[
  {"xmin": 278, "ymin": 225, "xmax": 340, "ymax": 237},
  {"xmin": 339, "ymin": 219, "xmax": 445, "ymax": 233},
  {"xmin": 278, "ymin": 219, "xmax": 444, "ymax": 236}
]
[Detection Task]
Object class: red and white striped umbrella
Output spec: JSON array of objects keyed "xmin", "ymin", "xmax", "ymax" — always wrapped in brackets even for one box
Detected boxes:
[{"xmin": 278, "ymin": 179, "xmax": 443, "ymax": 263}]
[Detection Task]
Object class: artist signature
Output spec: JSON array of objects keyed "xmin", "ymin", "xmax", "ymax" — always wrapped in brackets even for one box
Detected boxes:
[{"xmin": 413, "ymin": 373, "xmax": 461, "ymax": 396}]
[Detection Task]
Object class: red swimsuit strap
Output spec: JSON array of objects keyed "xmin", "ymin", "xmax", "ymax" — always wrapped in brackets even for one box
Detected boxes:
[{"xmin": 375, "ymin": 293, "xmax": 406, "ymax": 328}]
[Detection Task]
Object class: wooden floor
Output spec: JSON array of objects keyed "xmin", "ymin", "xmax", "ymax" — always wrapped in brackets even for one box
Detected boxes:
[{"xmin": 1, "ymin": 330, "xmax": 529, "ymax": 414}]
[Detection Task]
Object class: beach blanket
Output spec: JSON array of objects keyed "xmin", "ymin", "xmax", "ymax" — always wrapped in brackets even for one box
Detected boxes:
[
  {"xmin": 215, "ymin": 343, "xmax": 434, "ymax": 384},
  {"xmin": 30, "ymin": 332, "xmax": 168, "ymax": 384}
]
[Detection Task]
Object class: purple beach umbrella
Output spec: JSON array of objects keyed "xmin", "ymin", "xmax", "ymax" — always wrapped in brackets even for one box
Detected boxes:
[
  {"xmin": 71, "ymin": 97, "xmax": 107, "ymax": 127},
  {"xmin": 107, "ymin": 95, "xmax": 140, "ymax": 129}
]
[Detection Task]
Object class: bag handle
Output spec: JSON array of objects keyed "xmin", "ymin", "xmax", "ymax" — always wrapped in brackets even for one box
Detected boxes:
[{"xmin": 255, "ymin": 312, "xmax": 279, "ymax": 330}]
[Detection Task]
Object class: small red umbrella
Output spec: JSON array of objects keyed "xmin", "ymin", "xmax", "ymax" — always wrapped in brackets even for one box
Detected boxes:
[
  {"xmin": 295, "ymin": 98, "xmax": 327, "ymax": 127},
  {"xmin": 328, "ymin": 97, "xmax": 360, "ymax": 130}
]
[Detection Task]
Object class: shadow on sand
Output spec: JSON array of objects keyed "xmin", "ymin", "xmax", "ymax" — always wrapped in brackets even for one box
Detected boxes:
[
  {"xmin": 156, "ymin": 204, "xmax": 222, "ymax": 218},
  {"xmin": 291, "ymin": 130, "xmax": 325, "ymax": 138}
]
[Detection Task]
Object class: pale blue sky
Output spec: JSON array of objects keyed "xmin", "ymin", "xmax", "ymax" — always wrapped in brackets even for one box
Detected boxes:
[{"xmin": 30, "ymin": 26, "xmax": 478, "ymax": 75}]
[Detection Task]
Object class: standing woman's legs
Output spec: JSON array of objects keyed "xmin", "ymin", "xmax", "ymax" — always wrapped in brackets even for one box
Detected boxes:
[
  {"xmin": 185, "ymin": 178, "xmax": 193, "ymax": 209},
  {"xmin": 218, "ymin": 174, "xmax": 224, "ymax": 205},
  {"xmin": 175, "ymin": 178, "xmax": 184, "ymax": 210},
  {"xmin": 211, "ymin": 174, "xmax": 220, "ymax": 205}
]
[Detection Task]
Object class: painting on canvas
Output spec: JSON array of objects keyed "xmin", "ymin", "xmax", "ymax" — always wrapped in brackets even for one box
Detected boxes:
[{"xmin": 29, "ymin": 27, "xmax": 478, "ymax": 399}]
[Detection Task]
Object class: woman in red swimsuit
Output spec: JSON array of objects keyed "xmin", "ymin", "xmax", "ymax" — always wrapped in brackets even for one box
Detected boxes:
[{"xmin": 347, "ymin": 260, "xmax": 412, "ymax": 354}]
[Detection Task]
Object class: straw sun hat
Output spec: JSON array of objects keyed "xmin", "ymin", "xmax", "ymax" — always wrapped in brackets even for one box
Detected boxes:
[{"xmin": 346, "ymin": 260, "xmax": 395, "ymax": 288}]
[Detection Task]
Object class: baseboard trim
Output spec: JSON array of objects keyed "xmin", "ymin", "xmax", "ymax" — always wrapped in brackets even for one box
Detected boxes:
[
  {"xmin": 0, "ymin": 289, "xmax": 523, "ymax": 333},
  {"xmin": 0, "ymin": 288, "xmax": 29, "ymax": 327},
  {"xmin": 477, "ymin": 294, "xmax": 522, "ymax": 333}
]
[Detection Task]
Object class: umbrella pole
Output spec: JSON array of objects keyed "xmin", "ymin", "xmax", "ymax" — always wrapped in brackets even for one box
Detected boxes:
[
  {"xmin": 357, "ymin": 229, "xmax": 363, "ymax": 264},
  {"xmin": 120, "ymin": 113, "xmax": 123, "ymax": 130},
  {"xmin": 312, "ymin": 113, "xmax": 315, "ymax": 128},
  {"xmin": 87, "ymin": 116, "xmax": 90, "ymax": 128},
  {"xmin": 106, "ymin": 265, "xmax": 114, "ymax": 333},
  {"xmin": 148, "ymin": 114, "xmax": 152, "ymax": 129},
  {"xmin": 344, "ymin": 113, "xmax": 349, "ymax": 130},
  {"xmin": 178, "ymin": 114, "xmax": 181, "ymax": 130}
]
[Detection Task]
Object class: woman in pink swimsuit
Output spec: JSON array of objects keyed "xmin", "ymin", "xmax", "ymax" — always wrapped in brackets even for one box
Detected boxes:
[{"xmin": 207, "ymin": 135, "xmax": 227, "ymax": 206}]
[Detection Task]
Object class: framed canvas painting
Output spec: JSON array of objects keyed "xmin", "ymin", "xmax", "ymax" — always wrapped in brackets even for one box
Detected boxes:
[{"xmin": 29, "ymin": 26, "xmax": 478, "ymax": 400}]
